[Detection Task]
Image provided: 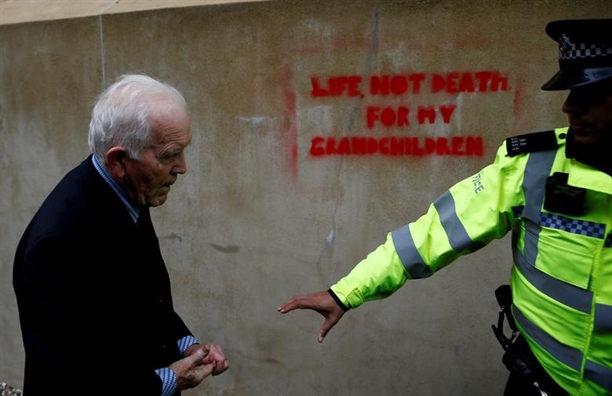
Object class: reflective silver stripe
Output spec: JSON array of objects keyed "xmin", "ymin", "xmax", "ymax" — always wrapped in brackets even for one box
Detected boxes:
[
  {"xmin": 584, "ymin": 360, "xmax": 612, "ymax": 392},
  {"xmin": 512, "ymin": 150, "xmax": 593, "ymax": 313},
  {"xmin": 433, "ymin": 191, "xmax": 485, "ymax": 253},
  {"xmin": 513, "ymin": 148, "xmax": 594, "ymax": 314},
  {"xmin": 521, "ymin": 149, "xmax": 556, "ymax": 223},
  {"xmin": 512, "ymin": 242, "xmax": 593, "ymax": 314},
  {"xmin": 391, "ymin": 225, "xmax": 433, "ymax": 279},
  {"xmin": 514, "ymin": 147, "xmax": 612, "ymax": 392},
  {"xmin": 512, "ymin": 305, "xmax": 583, "ymax": 372},
  {"xmin": 594, "ymin": 304, "xmax": 612, "ymax": 330},
  {"xmin": 518, "ymin": 149, "xmax": 556, "ymax": 304}
]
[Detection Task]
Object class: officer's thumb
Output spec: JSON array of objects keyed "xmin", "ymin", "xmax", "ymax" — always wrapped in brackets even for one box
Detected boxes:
[{"xmin": 318, "ymin": 322, "xmax": 333, "ymax": 343}]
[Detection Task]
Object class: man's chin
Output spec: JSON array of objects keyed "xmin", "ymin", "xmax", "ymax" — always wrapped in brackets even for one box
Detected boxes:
[
  {"xmin": 148, "ymin": 195, "xmax": 168, "ymax": 207},
  {"xmin": 573, "ymin": 135, "xmax": 594, "ymax": 147},
  {"xmin": 571, "ymin": 128, "xmax": 599, "ymax": 147}
]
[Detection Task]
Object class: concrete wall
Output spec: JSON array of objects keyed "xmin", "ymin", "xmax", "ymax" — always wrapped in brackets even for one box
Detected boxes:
[{"xmin": 1, "ymin": 1, "xmax": 609, "ymax": 395}]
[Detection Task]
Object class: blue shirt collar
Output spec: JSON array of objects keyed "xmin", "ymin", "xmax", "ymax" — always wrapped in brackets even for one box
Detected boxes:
[{"xmin": 91, "ymin": 155, "xmax": 140, "ymax": 223}]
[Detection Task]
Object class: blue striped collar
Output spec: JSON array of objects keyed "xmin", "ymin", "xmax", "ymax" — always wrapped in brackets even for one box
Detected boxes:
[{"xmin": 91, "ymin": 155, "xmax": 139, "ymax": 223}]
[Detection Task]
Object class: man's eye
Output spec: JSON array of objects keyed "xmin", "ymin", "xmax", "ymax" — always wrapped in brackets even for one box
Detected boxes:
[{"xmin": 159, "ymin": 152, "xmax": 180, "ymax": 162}]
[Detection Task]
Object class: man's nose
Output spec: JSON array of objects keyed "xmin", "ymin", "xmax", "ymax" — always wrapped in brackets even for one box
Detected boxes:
[
  {"xmin": 562, "ymin": 90, "xmax": 585, "ymax": 115},
  {"xmin": 173, "ymin": 153, "xmax": 188, "ymax": 174}
]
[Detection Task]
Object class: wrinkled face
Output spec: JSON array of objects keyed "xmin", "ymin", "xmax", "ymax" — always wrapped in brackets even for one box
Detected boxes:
[
  {"xmin": 562, "ymin": 80, "xmax": 612, "ymax": 148},
  {"xmin": 123, "ymin": 106, "xmax": 192, "ymax": 207}
]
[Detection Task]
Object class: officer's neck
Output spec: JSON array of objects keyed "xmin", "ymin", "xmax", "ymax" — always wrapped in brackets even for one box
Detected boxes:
[{"xmin": 566, "ymin": 128, "xmax": 612, "ymax": 176}]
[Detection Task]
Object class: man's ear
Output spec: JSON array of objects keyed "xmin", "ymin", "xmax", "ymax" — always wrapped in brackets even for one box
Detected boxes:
[{"xmin": 106, "ymin": 147, "xmax": 129, "ymax": 179}]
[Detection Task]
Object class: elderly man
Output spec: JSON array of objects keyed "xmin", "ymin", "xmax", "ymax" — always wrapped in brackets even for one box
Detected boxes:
[
  {"xmin": 13, "ymin": 74, "xmax": 229, "ymax": 395},
  {"xmin": 279, "ymin": 19, "xmax": 611, "ymax": 395}
]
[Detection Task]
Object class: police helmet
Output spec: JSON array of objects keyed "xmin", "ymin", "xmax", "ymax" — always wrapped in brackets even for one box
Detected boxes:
[{"xmin": 541, "ymin": 19, "xmax": 612, "ymax": 91}]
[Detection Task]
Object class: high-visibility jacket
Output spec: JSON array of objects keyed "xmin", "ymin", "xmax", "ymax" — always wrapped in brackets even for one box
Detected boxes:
[{"xmin": 330, "ymin": 127, "xmax": 612, "ymax": 395}]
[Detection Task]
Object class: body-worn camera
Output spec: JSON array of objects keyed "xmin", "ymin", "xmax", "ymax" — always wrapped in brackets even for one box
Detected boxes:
[{"xmin": 544, "ymin": 172, "xmax": 585, "ymax": 216}]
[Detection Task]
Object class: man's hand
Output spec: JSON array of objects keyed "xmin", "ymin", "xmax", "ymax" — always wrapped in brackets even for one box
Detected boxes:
[
  {"xmin": 185, "ymin": 343, "xmax": 230, "ymax": 376},
  {"xmin": 169, "ymin": 348, "xmax": 214, "ymax": 391},
  {"xmin": 278, "ymin": 290, "xmax": 346, "ymax": 343},
  {"xmin": 203, "ymin": 343, "xmax": 230, "ymax": 376}
]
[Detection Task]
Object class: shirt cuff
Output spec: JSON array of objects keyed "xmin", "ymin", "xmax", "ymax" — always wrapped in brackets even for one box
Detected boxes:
[
  {"xmin": 178, "ymin": 335, "xmax": 199, "ymax": 355},
  {"xmin": 155, "ymin": 367, "xmax": 177, "ymax": 396},
  {"xmin": 328, "ymin": 289, "xmax": 349, "ymax": 311}
]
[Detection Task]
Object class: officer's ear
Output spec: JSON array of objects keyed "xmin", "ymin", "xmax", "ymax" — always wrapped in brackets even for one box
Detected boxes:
[{"xmin": 106, "ymin": 147, "xmax": 130, "ymax": 179}]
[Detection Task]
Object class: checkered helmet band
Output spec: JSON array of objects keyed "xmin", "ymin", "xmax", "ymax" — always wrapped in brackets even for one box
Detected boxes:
[
  {"xmin": 559, "ymin": 37, "xmax": 612, "ymax": 60},
  {"xmin": 542, "ymin": 19, "xmax": 612, "ymax": 90}
]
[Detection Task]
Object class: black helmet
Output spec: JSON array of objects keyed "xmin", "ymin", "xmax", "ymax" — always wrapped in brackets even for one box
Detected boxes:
[{"xmin": 541, "ymin": 19, "xmax": 612, "ymax": 91}]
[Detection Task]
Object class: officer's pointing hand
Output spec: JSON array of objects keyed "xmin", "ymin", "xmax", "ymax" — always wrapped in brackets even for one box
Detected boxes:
[{"xmin": 278, "ymin": 290, "xmax": 345, "ymax": 343}]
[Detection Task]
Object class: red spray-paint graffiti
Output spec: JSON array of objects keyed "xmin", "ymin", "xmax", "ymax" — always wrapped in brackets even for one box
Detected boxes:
[
  {"xmin": 306, "ymin": 71, "xmax": 510, "ymax": 158},
  {"xmin": 310, "ymin": 136, "xmax": 483, "ymax": 157},
  {"xmin": 366, "ymin": 105, "xmax": 457, "ymax": 128},
  {"xmin": 311, "ymin": 71, "xmax": 509, "ymax": 97}
]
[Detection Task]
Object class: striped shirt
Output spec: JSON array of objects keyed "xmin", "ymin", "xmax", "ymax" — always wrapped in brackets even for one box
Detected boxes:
[{"xmin": 92, "ymin": 155, "xmax": 199, "ymax": 396}]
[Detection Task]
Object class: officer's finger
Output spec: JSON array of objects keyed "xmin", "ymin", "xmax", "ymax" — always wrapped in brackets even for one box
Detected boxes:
[
  {"xmin": 277, "ymin": 297, "xmax": 299, "ymax": 313},
  {"xmin": 278, "ymin": 294, "xmax": 314, "ymax": 313}
]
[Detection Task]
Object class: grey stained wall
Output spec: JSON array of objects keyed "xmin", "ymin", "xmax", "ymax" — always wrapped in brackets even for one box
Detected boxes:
[{"xmin": 1, "ymin": 1, "xmax": 609, "ymax": 395}]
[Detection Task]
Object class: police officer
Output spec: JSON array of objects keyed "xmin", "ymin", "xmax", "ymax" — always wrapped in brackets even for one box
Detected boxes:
[{"xmin": 278, "ymin": 19, "xmax": 611, "ymax": 395}]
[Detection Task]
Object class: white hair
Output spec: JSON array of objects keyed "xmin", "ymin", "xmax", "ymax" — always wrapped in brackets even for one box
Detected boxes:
[{"xmin": 88, "ymin": 74, "xmax": 188, "ymax": 166}]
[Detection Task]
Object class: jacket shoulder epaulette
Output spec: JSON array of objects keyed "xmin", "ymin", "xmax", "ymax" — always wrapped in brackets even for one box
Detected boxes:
[{"xmin": 505, "ymin": 130, "xmax": 558, "ymax": 157}]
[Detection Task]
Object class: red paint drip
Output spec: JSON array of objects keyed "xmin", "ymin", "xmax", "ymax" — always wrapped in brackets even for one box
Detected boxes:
[{"xmin": 284, "ymin": 78, "xmax": 298, "ymax": 180}]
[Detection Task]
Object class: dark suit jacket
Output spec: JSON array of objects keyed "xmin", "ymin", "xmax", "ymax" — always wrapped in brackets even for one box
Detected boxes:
[{"xmin": 13, "ymin": 155, "xmax": 192, "ymax": 395}]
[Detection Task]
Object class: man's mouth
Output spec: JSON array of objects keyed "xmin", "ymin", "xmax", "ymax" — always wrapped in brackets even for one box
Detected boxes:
[{"xmin": 570, "ymin": 121, "xmax": 590, "ymax": 134}]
